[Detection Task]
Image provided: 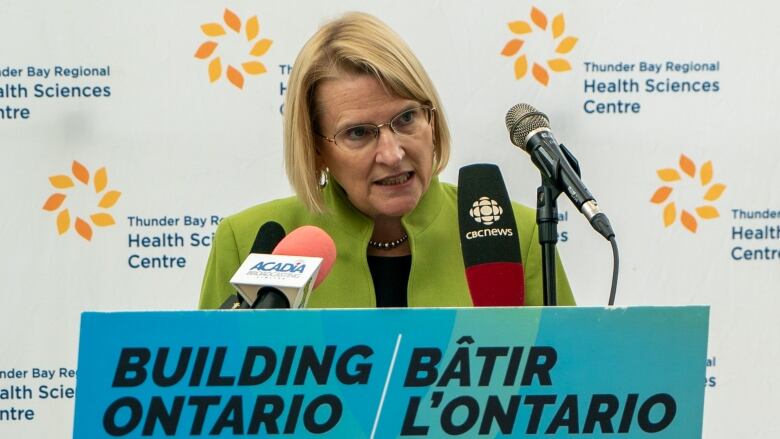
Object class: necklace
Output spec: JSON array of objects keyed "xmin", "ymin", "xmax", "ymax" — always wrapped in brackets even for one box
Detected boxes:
[{"xmin": 368, "ymin": 234, "xmax": 409, "ymax": 250}]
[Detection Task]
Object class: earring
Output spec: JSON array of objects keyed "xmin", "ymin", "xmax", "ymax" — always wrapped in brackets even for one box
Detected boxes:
[{"xmin": 319, "ymin": 168, "xmax": 329, "ymax": 187}]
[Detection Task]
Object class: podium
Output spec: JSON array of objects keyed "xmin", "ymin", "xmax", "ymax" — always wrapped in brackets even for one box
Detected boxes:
[{"xmin": 73, "ymin": 306, "xmax": 708, "ymax": 438}]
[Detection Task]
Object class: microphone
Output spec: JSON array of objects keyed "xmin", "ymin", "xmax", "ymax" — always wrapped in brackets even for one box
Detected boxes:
[
  {"xmin": 271, "ymin": 225, "xmax": 336, "ymax": 289},
  {"xmin": 458, "ymin": 164, "xmax": 525, "ymax": 306},
  {"xmin": 505, "ymin": 103, "xmax": 615, "ymax": 240},
  {"xmin": 251, "ymin": 221, "xmax": 286, "ymax": 254},
  {"xmin": 220, "ymin": 221, "xmax": 286, "ymax": 309},
  {"xmin": 230, "ymin": 225, "xmax": 337, "ymax": 309}
]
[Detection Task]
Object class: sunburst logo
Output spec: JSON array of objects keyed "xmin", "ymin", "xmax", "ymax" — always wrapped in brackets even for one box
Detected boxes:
[
  {"xmin": 650, "ymin": 154, "xmax": 726, "ymax": 233},
  {"xmin": 42, "ymin": 161, "xmax": 121, "ymax": 241},
  {"xmin": 501, "ymin": 6, "xmax": 578, "ymax": 86},
  {"xmin": 194, "ymin": 9, "xmax": 272, "ymax": 89}
]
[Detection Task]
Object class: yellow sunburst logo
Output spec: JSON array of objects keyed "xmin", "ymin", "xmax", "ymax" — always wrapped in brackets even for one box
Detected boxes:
[
  {"xmin": 194, "ymin": 9, "xmax": 272, "ymax": 89},
  {"xmin": 501, "ymin": 6, "xmax": 578, "ymax": 86},
  {"xmin": 42, "ymin": 161, "xmax": 121, "ymax": 241},
  {"xmin": 650, "ymin": 154, "xmax": 726, "ymax": 233}
]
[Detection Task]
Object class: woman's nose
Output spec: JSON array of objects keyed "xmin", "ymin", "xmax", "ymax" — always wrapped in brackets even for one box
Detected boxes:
[{"xmin": 374, "ymin": 125, "xmax": 404, "ymax": 165}]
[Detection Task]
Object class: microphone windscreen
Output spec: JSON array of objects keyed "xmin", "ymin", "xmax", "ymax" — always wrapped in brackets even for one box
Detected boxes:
[
  {"xmin": 251, "ymin": 221, "xmax": 286, "ymax": 254},
  {"xmin": 505, "ymin": 103, "xmax": 550, "ymax": 149},
  {"xmin": 272, "ymin": 225, "xmax": 337, "ymax": 288},
  {"xmin": 458, "ymin": 164, "xmax": 524, "ymax": 306}
]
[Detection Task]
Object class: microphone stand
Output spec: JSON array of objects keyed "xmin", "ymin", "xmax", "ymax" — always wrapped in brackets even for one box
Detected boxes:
[
  {"xmin": 536, "ymin": 179, "xmax": 560, "ymax": 306},
  {"xmin": 532, "ymin": 142, "xmax": 584, "ymax": 306}
]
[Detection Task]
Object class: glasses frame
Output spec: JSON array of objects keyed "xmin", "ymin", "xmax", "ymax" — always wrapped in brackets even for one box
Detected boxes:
[{"xmin": 316, "ymin": 105, "xmax": 436, "ymax": 151}]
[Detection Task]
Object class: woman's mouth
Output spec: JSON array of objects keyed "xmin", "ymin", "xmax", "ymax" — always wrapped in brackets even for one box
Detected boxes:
[{"xmin": 375, "ymin": 172, "xmax": 413, "ymax": 186}]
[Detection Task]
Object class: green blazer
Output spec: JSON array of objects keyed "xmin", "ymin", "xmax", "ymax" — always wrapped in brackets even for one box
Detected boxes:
[{"xmin": 199, "ymin": 177, "xmax": 574, "ymax": 309}]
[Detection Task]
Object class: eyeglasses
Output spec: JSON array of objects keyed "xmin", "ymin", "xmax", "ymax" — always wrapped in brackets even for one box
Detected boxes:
[{"xmin": 316, "ymin": 105, "xmax": 435, "ymax": 152}]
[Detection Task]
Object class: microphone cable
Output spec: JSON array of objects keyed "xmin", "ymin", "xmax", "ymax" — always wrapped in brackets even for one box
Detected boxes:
[{"xmin": 608, "ymin": 236, "xmax": 619, "ymax": 306}]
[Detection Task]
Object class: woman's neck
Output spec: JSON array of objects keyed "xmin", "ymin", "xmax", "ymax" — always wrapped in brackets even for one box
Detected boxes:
[{"xmin": 368, "ymin": 217, "xmax": 410, "ymax": 256}]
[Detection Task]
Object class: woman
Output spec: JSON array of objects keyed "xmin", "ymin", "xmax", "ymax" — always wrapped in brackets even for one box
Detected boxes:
[{"xmin": 199, "ymin": 12, "xmax": 574, "ymax": 309}]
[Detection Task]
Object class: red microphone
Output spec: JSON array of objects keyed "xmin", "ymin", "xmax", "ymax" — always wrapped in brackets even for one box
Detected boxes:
[{"xmin": 272, "ymin": 225, "xmax": 336, "ymax": 288}]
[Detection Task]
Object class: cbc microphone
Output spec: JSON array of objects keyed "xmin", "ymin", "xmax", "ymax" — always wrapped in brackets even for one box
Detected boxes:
[
  {"xmin": 458, "ymin": 164, "xmax": 525, "ymax": 306},
  {"xmin": 505, "ymin": 103, "xmax": 615, "ymax": 240}
]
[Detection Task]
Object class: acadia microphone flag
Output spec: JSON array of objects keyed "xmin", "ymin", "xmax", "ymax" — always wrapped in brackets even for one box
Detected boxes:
[
  {"xmin": 220, "ymin": 221, "xmax": 286, "ymax": 309},
  {"xmin": 458, "ymin": 164, "xmax": 524, "ymax": 306},
  {"xmin": 230, "ymin": 225, "xmax": 337, "ymax": 309}
]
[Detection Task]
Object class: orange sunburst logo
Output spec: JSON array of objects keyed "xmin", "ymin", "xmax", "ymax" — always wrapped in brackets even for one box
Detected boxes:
[
  {"xmin": 42, "ymin": 161, "xmax": 121, "ymax": 241},
  {"xmin": 650, "ymin": 154, "xmax": 726, "ymax": 233},
  {"xmin": 194, "ymin": 9, "xmax": 272, "ymax": 89},
  {"xmin": 501, "ymin": 6, "xmax": 578, "ymax": 86}
]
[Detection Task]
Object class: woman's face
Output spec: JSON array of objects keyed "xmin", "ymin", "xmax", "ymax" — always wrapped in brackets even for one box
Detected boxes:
[{"xmin": 314, "ymin": 75, "xmax": 435, "ymax": 221}]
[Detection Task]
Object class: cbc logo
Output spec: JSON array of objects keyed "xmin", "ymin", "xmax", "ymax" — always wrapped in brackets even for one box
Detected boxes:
[{"xmin": 470, "ymin": 197, "xmax": 503, "ymax": 225}]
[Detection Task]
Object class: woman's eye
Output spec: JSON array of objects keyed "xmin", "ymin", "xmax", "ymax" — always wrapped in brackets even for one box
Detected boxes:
[
  {"xmin": 345, "ymin": 126, "xmax": 370, "ymax": 139},
  {"xmin": 396, "ymin": 110, "xmax": 416, "ymax": 125}
]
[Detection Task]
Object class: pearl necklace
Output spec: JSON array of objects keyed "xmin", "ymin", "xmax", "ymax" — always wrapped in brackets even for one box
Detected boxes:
[{"xmin": 368, "ymin": 234, "xmax": 409, "ymax": 250}]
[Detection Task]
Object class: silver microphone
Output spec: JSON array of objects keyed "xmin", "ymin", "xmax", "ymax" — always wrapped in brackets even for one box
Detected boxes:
[{"xmin": 505, "ymin": 103, "xmax": 615, "ymax": 240}]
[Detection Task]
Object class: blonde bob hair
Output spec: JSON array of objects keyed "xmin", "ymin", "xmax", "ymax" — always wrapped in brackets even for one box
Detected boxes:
[{"xmin": 283, "ymin": 12, "xmax": 451, "ymax": 213}]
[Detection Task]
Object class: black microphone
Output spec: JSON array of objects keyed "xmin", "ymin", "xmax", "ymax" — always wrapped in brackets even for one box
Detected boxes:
[
  {"xmin": 505, "ymin": 103, "xmax": 615, "ymax": 240},
  {"xmin": 219, "ymin": 221, "xmax": 286, "ymax": 309},
  {"xmin": 251, "ymin": 221, "xmax": 286, "ymax": 254},
  {"xmin": 252, "ymin": 287, "xmax": 290, "ymax": 309},
  {"xmin": 458, "ymin": 164, "xmax": 525, "ymax": 306}
]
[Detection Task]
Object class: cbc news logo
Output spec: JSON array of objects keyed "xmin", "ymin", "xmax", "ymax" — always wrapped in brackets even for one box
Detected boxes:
[{"xmin": 470, "ymin": 197, "xmax": 503, "ymax": 225}]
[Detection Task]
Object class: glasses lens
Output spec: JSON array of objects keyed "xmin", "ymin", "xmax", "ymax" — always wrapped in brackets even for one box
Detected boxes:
[
  {"xmin": 391, "ymin": 107, "xmax": 430, "ymax": 135},
  {"xmin": 332, "ymin": 107, "xmax": 432, "ymax": 151},
  {"xmin": 335, "ymin": 124, "xmax": 378, "ymax": 150}
]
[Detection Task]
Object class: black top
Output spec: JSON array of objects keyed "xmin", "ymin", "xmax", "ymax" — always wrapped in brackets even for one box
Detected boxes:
[{"xmin": 367, "ymin": 255, "xmax": 411, "ymax": 307}]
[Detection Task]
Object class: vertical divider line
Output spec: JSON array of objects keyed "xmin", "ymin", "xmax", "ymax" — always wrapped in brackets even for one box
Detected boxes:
[{"xmin": 370, "ymin": 333, "xmax": 403, "ymax": 439}]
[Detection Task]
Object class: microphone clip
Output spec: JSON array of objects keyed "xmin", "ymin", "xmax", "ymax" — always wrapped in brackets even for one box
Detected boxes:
[{"xmin": 558, "ymin": 143, "xmax": 582, "ymax": 178}]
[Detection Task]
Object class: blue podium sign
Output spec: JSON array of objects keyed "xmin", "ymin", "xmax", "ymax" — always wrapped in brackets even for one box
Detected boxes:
[{"xmin": 74, "ymin": 306, "xmax": 708, "ymax": 438}]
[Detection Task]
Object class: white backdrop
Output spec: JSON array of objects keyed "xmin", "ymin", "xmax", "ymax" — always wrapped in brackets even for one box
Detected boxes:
[{"xmin": 1, "ymin": 0, "xmax": 778, "ymax": 437}]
